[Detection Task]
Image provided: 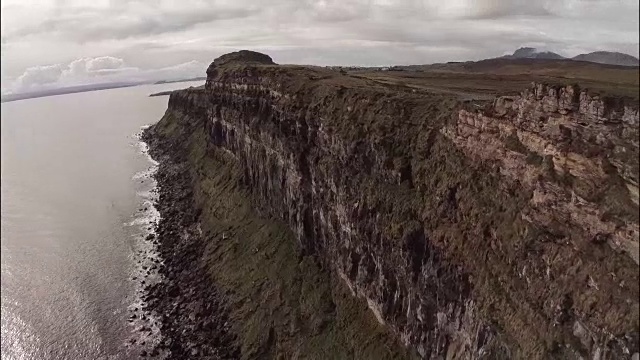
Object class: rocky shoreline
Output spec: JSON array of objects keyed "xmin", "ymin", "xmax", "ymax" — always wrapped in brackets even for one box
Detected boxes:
[{"xmin": 136, "ymin": 124, "xmax": 240, "ymax": 359}]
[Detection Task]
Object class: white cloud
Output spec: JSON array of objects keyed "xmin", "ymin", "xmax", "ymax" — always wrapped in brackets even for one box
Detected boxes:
[
  {"xmin": 58, "ymin": 56, "xmax": 127, "ymax": 81},
  {"xmin": 84, "ymin": 56, "xmax": 125, "ymax": 72},
  {"xmin": 14, "ymin": 64, "xmax": 65, "ymax": 89}
]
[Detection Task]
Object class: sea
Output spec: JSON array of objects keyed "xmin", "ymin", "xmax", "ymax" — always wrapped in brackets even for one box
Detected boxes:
[{"xmin": 1, "ymin": 81, "xmax": 201, "ymax": 360}]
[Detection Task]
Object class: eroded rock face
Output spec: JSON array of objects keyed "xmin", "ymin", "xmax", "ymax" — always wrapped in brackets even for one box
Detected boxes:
[
  {"xmin": 443, "ymin": 83, "xmax": 639, "ymax": 264},
  {"xmin": 161, "ymin": 56, "xmax": 639, "ymax": 360}
]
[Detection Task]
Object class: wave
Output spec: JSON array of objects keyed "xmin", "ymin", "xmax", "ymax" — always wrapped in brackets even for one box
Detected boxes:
[{"xmin": 125, "ymin": 125, "xmax": 164, "ymax": 354}]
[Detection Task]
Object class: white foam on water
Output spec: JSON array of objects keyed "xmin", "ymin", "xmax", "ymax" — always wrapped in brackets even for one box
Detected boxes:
[
  {"xmin": 133, "ymin": 127, "xmax": 159, "ymax": 167},
  {"xmin": 125, "ymin": 192, "xmax": 159, "ymax": 228},
  {"xmin": 132, "ymin": 165, "xmax": 158, "ymax": 181},
  {"xmin": 136, "ymin": 189, "xmax": 157, "ymax": 200},
  {"xmin": 125, "ymin": 126, "xmax": 166, "ymax": 355}
]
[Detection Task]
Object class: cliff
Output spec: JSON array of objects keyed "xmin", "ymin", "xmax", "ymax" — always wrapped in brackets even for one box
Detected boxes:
[{"xmin": 146, "ymin": 51, "xmax": 639, "ymax": 359}]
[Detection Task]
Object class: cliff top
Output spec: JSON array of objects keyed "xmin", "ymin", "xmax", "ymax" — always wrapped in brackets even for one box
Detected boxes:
[
  {"xmin": 203, "ymin": 51, "xmax": 639, "ymax": 104},
  {"xmin": 212, "ymin": 50, "xmax": 276, "ymax": 67},
  {"xmin": 353, "ymin": 59, "xmax": 640, "ymax": 102}
]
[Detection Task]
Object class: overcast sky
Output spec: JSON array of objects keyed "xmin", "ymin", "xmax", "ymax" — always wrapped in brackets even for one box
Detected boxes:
[{"xmin": 1, "ymin": 0, "xmax": 638, "ymax": 94}]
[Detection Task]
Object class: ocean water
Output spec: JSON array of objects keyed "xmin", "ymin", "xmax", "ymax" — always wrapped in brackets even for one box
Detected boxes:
[{"xmin": 0, "ymin": 81, "xmax": 201, "ymax": 360}]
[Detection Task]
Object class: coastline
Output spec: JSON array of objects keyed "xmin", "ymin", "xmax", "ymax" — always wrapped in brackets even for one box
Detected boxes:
[
  {"xmin": 126, "ymin": 127, "xmax": 165, "ymax": 357},
  {"xmin": 136, "ymin": 123, "xmax": 239, "ymax": 359}
]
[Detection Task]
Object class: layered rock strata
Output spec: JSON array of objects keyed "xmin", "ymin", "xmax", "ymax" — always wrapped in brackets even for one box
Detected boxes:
[{"xmin": 150, "ymin": 52, "xmax": 639, "ymax": 359}]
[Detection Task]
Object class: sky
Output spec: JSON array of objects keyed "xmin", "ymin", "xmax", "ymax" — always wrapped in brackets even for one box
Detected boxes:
[{"xmin": 1, "ymin": 0, "xmax": 638, "ymax": 95}]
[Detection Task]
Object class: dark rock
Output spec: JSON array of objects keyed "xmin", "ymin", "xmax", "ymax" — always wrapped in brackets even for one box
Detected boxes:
[{"xmin": 207, "ymin": 50, "xmax": 275, "ymax": 75}]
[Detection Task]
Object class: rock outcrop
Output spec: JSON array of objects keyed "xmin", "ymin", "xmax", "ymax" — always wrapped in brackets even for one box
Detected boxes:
[
  {"xmin": 443, "ymin": 83, "xmax": 639, "ymax": 264},
  {"xmin": 206, "ymin": 50, "xmax": 276, "ymax": 77},
  {"xmin": 150, "ymin": 51, "xmax": 639, "ymax": 359}
]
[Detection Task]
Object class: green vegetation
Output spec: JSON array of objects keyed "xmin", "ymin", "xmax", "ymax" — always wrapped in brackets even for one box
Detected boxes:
[
  {"xmin": 155, "ymin": 112, "xmax": 413, "ymax": 360},
  {"xmin": 352, "ymin": 60, "xmax": 639, "ymax": 102}
]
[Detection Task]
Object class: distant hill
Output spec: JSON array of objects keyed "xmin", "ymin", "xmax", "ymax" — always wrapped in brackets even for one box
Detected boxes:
[
  {"xmin": 0, "ymin": 82, "xmax": 142, "ymax": 103},
  {"xmin": 572, "ymin": 51, "xmax": 639, "ymax": 67},
  {"xmin": 1, "ymin": 76, "xmax": 209, "ymax": 102},
  {"xmin": 149, "ymin": 90, "xmax": 175, "ymax": 97},
  {"xmin": 154, "ymin": 77, "xmax": 207, "ymax": 85},
  {"xmin": 500, "ymin": 47, "xmax": 638, "ymax": 67}
]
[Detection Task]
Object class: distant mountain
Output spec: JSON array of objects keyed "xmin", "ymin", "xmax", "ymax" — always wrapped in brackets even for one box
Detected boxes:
[
  {"xmin": 149, "ymin": 85, "xmax": 205, "ymax": 97},
  {"xmin": 154, "ymin": 76, "xmax": 206, "ymax": 85},
  {"xmin": 1, "ymin": 75, "xmax": 209, "ymax": 102},
  {"xmin": 512, "ymin": 47, "xmax": 564, "ymax": 60},
  {"xmin": 511, "ymin": 47, "xmax": 537, "ymax": 58},
  {"xmin": 501, "ymin": 47, "xmax": 639, "ymax": 67},
  {"xmin": 507, "ymin": 47, "xmax": 565, "ymax": 60},
  {"xmin": 572, "ymin": 51, "xmax": 639, "ymax": 67},
  {"xmin": 0, "ymin": 82, "xmax": 143, "ymax": 103}
]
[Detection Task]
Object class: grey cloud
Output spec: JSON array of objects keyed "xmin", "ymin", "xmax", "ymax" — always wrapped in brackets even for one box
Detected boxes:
[
  {"xmin": 302, "ymin": 0, "xmax": 372, "ymax": 22},
  {"xmin": 337, "ymin": 22, "xmax": 550, "ymax": 47},
  {"xmin": 1, "ymin": 0, "xmax": 637, "ymax": 93},
  {"xmin": 282, "ymin": 0, "xmax": 554, "ymax": 23},
  {"xmin": 2, "ymin": 0, "xmax": 562, "ymax": 44},
  {"xmin": 7, "ymin": 5, "xmax": 259, "ymax": 42},
  {"xmin": 438, "ymin": 0, "xmax": 552, "ymax": 19}
]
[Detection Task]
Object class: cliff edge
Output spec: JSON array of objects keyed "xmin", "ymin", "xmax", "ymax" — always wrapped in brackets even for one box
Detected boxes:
[{"xmin": 144, "ymin": 51, "xmax": 639, "ymax": 359}]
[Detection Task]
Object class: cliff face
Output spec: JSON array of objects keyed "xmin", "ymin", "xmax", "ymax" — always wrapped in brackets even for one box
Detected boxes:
[
  {"xmin": 444, "ymin": 84, "xmax": 639, "ymax": 264},
  {"xmin": 155, "ymin": 54, "xmax": 639, "ymax": 359}
]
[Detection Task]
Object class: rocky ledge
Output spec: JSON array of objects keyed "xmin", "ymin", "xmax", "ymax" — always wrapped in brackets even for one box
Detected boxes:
[
  {"xmin": 142, "ymin": 50, "xmax": 639, "ymax": 359},
  {"xmin": 139, "ymin": 127, "xmax": 240, "ymax": 359}
]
